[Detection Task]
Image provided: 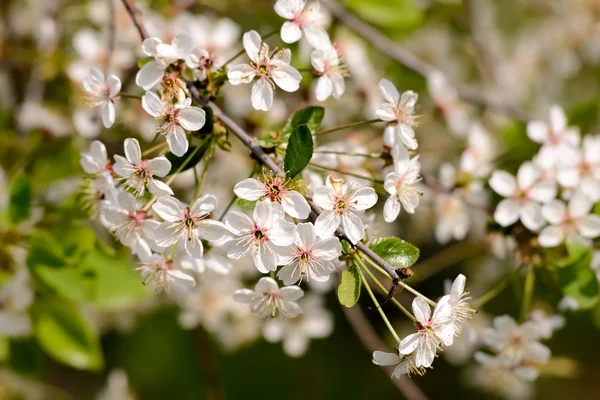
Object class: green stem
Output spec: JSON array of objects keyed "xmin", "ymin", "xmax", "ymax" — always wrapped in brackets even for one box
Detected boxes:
[
  {"xmin": 313, "ymin": 119, "xmax": 381, "ymax": 136},
  {"xmin": 193, "ymin": 143, "xmax": 214, "ymax": 200},
  {"xmin": 520, "ymin": 265, "xmax": 535, "ymax": 322},
  {"xmin": 221, "ymin": 30, "xmax": 277, "ymax": 67},
  {"xmin": 119, "ymin": 92, "xmax": 142, "ymax": 99},
  {"xmin": 360, "ymin": 254, "xmax": 437, "ymax": 308},
  {"xmin": 309, "ymin": 162, "xmax": 384, "ymax": 185},
  {"xmin": 142, "ymin": 141, "xmax": 167, "ymax": 157},
  {"xmin": 313, "ymin": 150, "xmax": 385, "ymax": 159},
  {"xmin": 357, "ymin": 256, "xmax": 416, "ymax": 322},
  {"xmin": 355, "ymin": 257, "xmax": 402, "ymax": 344}
]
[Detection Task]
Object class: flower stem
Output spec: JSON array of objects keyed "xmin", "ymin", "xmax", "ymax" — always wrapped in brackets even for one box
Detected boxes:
[
  {"xmin": 360, "ymin": 254, "xmax": 437, "ymax": 308},
  {"xmin": 313, "ymin": 118, "xmax": 381, "ymax": 136},
  {"xmin": 309, "ymin": 162, "xmax": 384, "ymax": 184},
  {"xmin": 313, "ymin": 150, "xmax": 385, "ymax": 159},
  {"xmin": 355, "ymin": 257, "xmax": 402, "ymax": 344},
  {"xmin": 472, "ymin": 263, "xmax": 525, "ymax": 309},
  {"xmin": 356, "ymin": 256, "xmax": 416, "ymax": 322},
  {"xmin": 142, "ymin": 141, "xmax": 167, "ymax": 157},
  {"xmin": 520, "ymin": 265, "xmax": 535, "ymax": 322},
  {"xmin": 193, "ymin": 143, "xmax": 214, "ymax": 200}
]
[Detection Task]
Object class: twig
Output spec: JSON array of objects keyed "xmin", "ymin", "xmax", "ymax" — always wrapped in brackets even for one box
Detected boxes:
[
  {"xmin": 121, "ymin": 0, "xmax": 148, "ymax": 40},
  {"xmin": 342, "ymin": 306, "xmax": 429, "ymax": 400},
  {"xmin": 105, "ymin": 0, "xmax": 116, "ymax": 75},
  {"xmin": 322, "ymin": 0, "xmax": 532, "ymax": 123}
]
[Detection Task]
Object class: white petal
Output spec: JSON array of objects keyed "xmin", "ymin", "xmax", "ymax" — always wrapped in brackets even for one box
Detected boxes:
[
  {"xmin": 269, "ymin": 218, "xmax": 296, "ymax": 246},
  {"xmin": 146, "ymin": 157, "xmax": 171, "ymax": 177},
  {"xmin": 281, "ymin": 191, "xmax": 310, "ymax": 219},
  {"xmin": 141, "ymin": 37, "xmax": 162, "ymax": 56},
  {"xmin": 124, "ymin": 138, "xmax": 142, "ymax": 164},
  {"xmin": 315, "ymin": 76, "xmax": 333, "ymax": 101},
  {"xmin": 568, "ymin": 192, "xmax": 592, "ymax": 218},
  {"xmin": 549, "ymin": 104, "xmax": 567, "ymax": 131},
  {"xmin": 530, "ymin": 181, "xmax": 556, "ymax": 203},
  {"xmin": 141, "ymin": 90, "xmax": 164, "ymax": 117},
  {"xmin": 243, "ymin": 30, "xmax": 261, "ymax": 62},
  {"xmin": 274, "ymin": 0, "xmax": 301, "ymax": 19},
  {"xmin": 101, "ymin": 102, "xmax": 115, "ymax": 128},
  {"xmin": 172, "ymin": 33, "xmax": 196, "ymax": 58},
  {"xmin": 372, "ymin": 351, "xmax": 401, "ymax": 366},
  {"xmin": 107, "ymin": 75, "xmax": 121, "ymax": 97},
  {"xmin": 375, "ymin": 103, "xmax": 396, "ymax": 122},
  {"xmin": 312, "ymin": 186, "xmax": 334, "ymax": 210},
  {"xmin": 251, "ymin": 79, "xmax": 274, "ymax": 111},
  {"xmin": 383, "ymin": 196, "xmax": 401, "ymax": 223},
  {"xmin": 272, "ymin": 65, "xmax": 302, "ymax": 92},
  {"xmin": 136, "ymin": 61, "xmax": 165, "ymax": 90},
  {"xmin": 341, "ymin": 213, "xmax": 364, "ymax": 244},
  {"xmin": 314, "ymin": 209, "xmax": 340, "ymax": 238},
  {"xmin": 227, "ymin": 64, "xmax": 256, "ymax": 85},
  {"xmin": 233, "ymin": 178, "xmax": 265, "ymax": 201},
  {"xmin": 254, "ymin": 244, "xmax": 278, "ymax": 273},
  {"xmin": 576, "ymin": 215, "xmax": 600, "ymax": 238},
  {"xmin": 527, "ymin": 121, "xmax": 549, "ymax": 143},
  {"xmin": 351, "ymin": 187, "xmax": 378, "ymax": 210},
  {"xmin": 538, "ymin": 226, "xmax": 565, "ymax": 247},
  {"xmin": 378, "ymin": 78, "xmax": 400, "ymax": 105},
  {"xmin": 517, "ymin": 162, "xmax": 540, "ymax": 189},
  {"xmin": 412, "ymin": 297, "xmax": 431, "ymax": 324},
  {"xmin": 148, "ymin": 180, "xmax": 173, "ymax": 196},
  {"xmin": 541, "ymin": 200, "xmax": 566, "ymax": 224},
  {"xmin": 191, "ymin": 194, "xmax": 217, "ymax": 217},
  {"xmin": 520, "ymin": 202, "xmax": 544, "ymax": 231},
  {"xmin": 178, "ymin": 106, "xmax": 206, "ymax": 131},
  {"xmin": 153, "ymin": 222, "xmax": 180, "ymax": 247},
  {"xmin": 494, "ymin": 199, "xmax": 520, "ymax": 227},
  {"xmin": 167, "ymin": 127, "xmax": 189, "ymax": 157},
  {"xmin": 225, "ymin": 211, "xmax": 254, "ymax": 234},
  {"xmin": 489, "ymin": 170, "xmax": 517, "ymax": 197},
  {"xmin": 152, "ymin": 196, "xmax": 185, "ymax": 221},
  {"xmin": 398, "ymin": 333, "xmax": 420, "ymax": 355},
  {"xmin": 280, "ymin": 21, "xmax": 302, "ymax": 43}
]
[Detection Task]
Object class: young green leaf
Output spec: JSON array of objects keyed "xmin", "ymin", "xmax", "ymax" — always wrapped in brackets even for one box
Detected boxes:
[
  {"xmin": 338, "ymin": 265, "xmax": 361, "ymax": 308},
  {"xmin": 282, "ymin": 106, "xmax": 325, "ymax": 134},
  {"xmin": 368, "ymin": 237, "xmax": 420, "ymax": 268},
  {"xmin": 8, "ymin": 174, "xmax": 31, "ymax": 224},
  {"xmin": 236, "ymin": 197, "xmax": 257, "ymax": 211},
  {"xmin": 345, "ymin": 0, "xmax": 423, "ymax": 30},
  {"xmin": 284, "ymin": 124, "xmax": 313, "ymax": 179},
  {"xmin": 557, "ymin": 243, "xmax": 598, "ymax": 309}
]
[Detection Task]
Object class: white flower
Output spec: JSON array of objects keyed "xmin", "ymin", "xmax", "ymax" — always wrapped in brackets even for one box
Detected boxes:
[
  {"xmin": 136, "ymin": 247, "xmax": 195, "ymax": 293},
  {"xmin": 398, "ymin": 296, "xmax": 454, "ymax": 368},
  {"xmin": 234, "ymin": 277, "xmax": 303, "ymax": 318},
  {"xmin": 447, "ymin": 274, "xmax": 474, "ymax": 335},
  {"xmin": 80, "ymin": 140, "xmax": 111, "ymax": 175},
  {"xmin": 82, "ymin": 68, "xmax": 121, "ymax": 128},
  {"xmin": 136, "ymin": 34, "xmax": 196, "ymax": 90},
  {"xmin": 376, "ymin": 79, "xmax": 419, "ymax": 150},
  {"xmin": 142, "ymin": 91, "xmax": 206, "ymax": 157},
  {"xmin": 312, "ymin": 175, "xmax": 378, "ymax": 244},
  {"xmin": 152, "ymin": 195, "xmax": 228, "ymax": 259},
  {"xmin": 233, "ymin": 174, "xmax": 310, "ymax": 219},
  {"xmin": 227, "ymin": 30, "xmax": 302, "ymax": 111},
  {"xmin": 527, "ymin": 310, "xmax": 565, "ymax": 340},
  {"xmin": 489, "ymin": 162, "xmax": 556, "ymax": 231},
  {"xmin": 556, "ymin": 135, "xmax": 600, "ymax": 202},
  {"xmin": 473, "ymin": 352, "xmax": 540, "ymax": 399},
  {"xmin": 460, "ymin": 122, "xmax": 496, "ymax": 178},
  {"xmin": 277, "ymin": 222, "xmax": 341, "ymax": 285},
  {"xmin": 538, "ymin": 192, "xmax": 600, "ymax": 247},
  {"xmin": 225, "ymin": 200, "xmax": 296, "ymax": 273},
  {"xmin": 113, "ymin": 138, "xmax": 173, "ymax": 196},
  {"xmin": 383, "ymin": 147, "xmax": 422, "ymax": 222},
  {"xmin": 274, "ymin": 0, "xmax": 330, "ymax": 48},
  {"xmin": 427, "ymin": 71, "xmax": 470, "ymax": 136},
  {"xmin": 527, "ymin": 104, "xmax": 580, "ymax": 166},
  {"xmin": 101, "ymin": 189, "xmax": 159, "ymax": 252},
  {"xmin": 372, "ymin": 351, "xmax": 425, "ymax": 378},
  {"xmin": 311, "ymin": 46, "xmax": 346, "ymax": 101}
]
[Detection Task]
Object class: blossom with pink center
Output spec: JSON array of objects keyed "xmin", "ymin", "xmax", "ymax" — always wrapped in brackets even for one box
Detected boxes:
[
  {"xmin": 233, "ymin": 174, "xmax": 310, "ymax": 219},
  {"xmin": 277, "ymin": 222, "xmax": 341, "ymax": 285},
  {"xmin": 383, "ymin": 146, "xmax": 423, "ymax": 223},
  {"xmin": 80, "ymin": 140, "xmax": 113, "ymax": 176},
  {"xmin": 556, "ymin": 135, "xmax": 600, "ymax": 202},
  {"xmin": 313, "ymin": 175, "xmax": 378, "ymax": 244},
  {"xmin": 527, "ymin": 104, "xmax": 580, "ymax": 166},
  {"xmin": 372, "ymin": 351, "xmax": 425, "ymax": 378},
  {"xmin": 113, "ymin": 138, "xmax": 173, "ymax": 197},
  {"xmin": 489, "ymin": 162, "xmax": 556, "ymax": 231},
  {"xmin": 152, "ymin": 195, "xmax": 228, "ymax": 259},
  {"xmin": 136, "ymin": 246, "xmax": 195, "ymax": 293},
  {"xmin": 538, "ymin": 193, "xmax": 600, "ymax": 247},
  {"xmin": 142, "ymin": 91, "xmax": 206, "ymax": 157},
  {"xmin": 376, "ymin": 78, "xmax": 419, "ymax": 150},
  {"xmin": 311, "ymin": 45, "xmax": 346, "ymax": 101},
  {"xmin": 82, "ymin": 68, "xmax": 121, "ymax": 128},
  {"xmin": 398, "ymin": 296, "xmax": 455, "ymax": 368},
  {"xmin": 227, "ymin": 31, "xmax": 302, "ymax": 111},
  {"xmin": 225, "ymin": 200, "xmax": 296, "ymax": 273},
  {"xmin": 274, "ymin": 0, "xmax": 330, "ymax": 49},
  {"xmin": 233, "ymin": 277, "xmax": 303, "ymax": 318}
]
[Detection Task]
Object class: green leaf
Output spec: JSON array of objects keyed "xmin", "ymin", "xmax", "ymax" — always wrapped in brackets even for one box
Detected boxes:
[
  {"xmin": 0, "ymin": 336, "xmax": 9, "ymax": 362},
  {"xmin": 284, "ymin": 125, "xmax": 313, "ymax": 179},
  {"xmin": 197, "ymin": 106, "xmax": 214, "ymax": 134},
  {"xmin": 8, "ymin": 174, "xmax": 32, "ymax": 224},
  {"xmin": 32, "ymin": 298, "xmax": 104, "ymax": 371},
  {"xmin": 27, "ymin": 230, "xmax": 65, "ymax": 268},
  {"xmin": 368, "ymin": 237, "xmax": 420, "ymax": 268},
  {"xmin": 345, "ymin": 0, "xmax": 423, "ymax": 30},
  {"xmin": 35, "ymin": 265, "xmax": 94, "ymax": 302},
  {"xmin": 165, "ymin": 145, "xmax": 207, "ymax": 174},
  {"xmin": 8, "ymin": 339, "xmax": 46, "ymax": 376},
  {"xmin": 257, "ymin": 132, "xmax": 280, "ymax": 148},
  {"xmin": 338, "ymin": 266, "xmax": 361, "ymax": 308},
  {"xmin": 236, "ymin": 198, "xmax": 257, "ymax": 211},
  {"xmin": 282, "ymin": 106, "xmax": 324, "ymax": 134},
  {"xmin": 557, "ymin": 243, "xmax": 598, "ymax": 310}
]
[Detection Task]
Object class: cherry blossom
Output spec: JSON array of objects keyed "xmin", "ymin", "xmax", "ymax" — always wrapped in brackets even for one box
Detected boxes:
[
  {"xmin": 376, "ymin": 79, "xmax": 419, "ymax": 150},
  {"xmin": 311, "ymin": 46, "xmax": 346, "ymax": 101},
  {"xmin": 383, "ymin": 147, "xmax": 422, "ymax": 223},
  {"xmin": 136, "ymin": 246, "xmax": 195, "ymax": 293},
  {"xmin": 274, "ymin": 0, "xmax": 330, "ymax": 49},
  {"xmin": 80, "ymin": 140, "xmax": 112, "ymax": 175},
  {"xmin": 372, "ymin": 351, "xmax": 424, "ymax": 378},
  {"xmin": 82, "ymin": 68, "xmax": 121, "ymax": 128},
  {"xmin": 233, "ymin": 277, "xmax": 303, "ymax": 318},
  {"xmin": 527, "ymin": 104, "xmax": 580, "ymax": 166}
]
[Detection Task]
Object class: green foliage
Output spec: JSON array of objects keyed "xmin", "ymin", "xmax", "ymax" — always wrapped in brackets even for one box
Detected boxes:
[
  {"xmin": 284, "ymin": 125, "xmax": 313, "ymax": 179},
  {"xmin": 556, "ymin": 243, "xmax": 598, "ymax": 310},
  {"xmin": 282, "ymin": 106, "xmax": 325, "ymax": 134},
  {"xmin": 0, "ymin": 336, "xmax": 9, "ymax": 362},
  {"xmin": 198, "ymin": 106, "xmax": 214, "ymax": 134},
  {"xmin": 337, "ymin": 264, "xmax": 361, "ymax": 308},
  {"xmin": 8, "ymin": 339, "xmax": 46, "ymax": 376},
  {"xmin": 236, "ymin": 197, "xmax": 257, "ymax": 211},
  {"xmin": 31, "ymin": 298, "xmax": 104, "ymax": 371},
  {"xmin": 165, "ymin": 144, "xmax": 208, "ymax": 173},
  {"xmin": 256, "ymin": 132, "xmax": 279, "ymax": 149},
  {"xmin": 368, "ymin": 237, "xmax": 420, "ymax": 268},
  {"xmin": 344, "ymin": 0, "xmax": 423, "ymax": 31},
  {"xmin": 8, "ymin": 174, "xmax": 31, "ymax": 225}
]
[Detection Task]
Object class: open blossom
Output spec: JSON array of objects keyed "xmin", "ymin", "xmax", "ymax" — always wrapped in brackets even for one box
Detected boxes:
[
  {"xmin": 113, "ymin": 138, "xmax": 172, "ymax": 196},
  {"xmin": 82, "ymin": 68, "xmax": 121, "ymax": 128},
  {"xmin": 136, "ymin": 34, "xmax": 196, "ymax": 90},
  {"xmin": 447, "ymin": 274, "xmax": 474, "ymax": 335},
  {"xmin": 312, "ymin": 175, "xmax": 377, "ymax": 244},
  {"xmin": 234, "ymin": 277, "xmax": 303, "ymax": 318},
  {"xmin": 527, "ymin": 104, "xmax": 580, "ymax": 166},
  {"xmin": 142, "ymin": 91, "xmax": 206, "ymax": 157},
  {"xmin": 277, "ymin": 222, "xmax": 341, "ymax": 285},
  {"xmin": 427, "ymin": 71, "xmax": 470, "ymax": 136},
  {"xmin": 225, "ymin": 200, "xmax": 296, "ymax": 273},
  {"xmin": 489, "ymin": 162, "xmax": 556, "ymax": 231},
  {"xmin": 227, "ymin": 30, "xmax": 302, "ymax": 111},
  {"xmin": 101, "ymin": 190, "xmax": 159, "ymax": 253},
  {"xmin": 372, "ymin": 351, "xmax": 424, "ymax": 378},
  {"xmin": 460, "ymin": 122, "xmax": 496, "ymax": 178},
  {"xmin": 376, "ymin": 79, "xmax": 419, "ymax": 150},
  {"xmin": 136, "ymin": 246, "xmax": 195, "ymax": 293},
  {"xmin": 311, "ymin": 46, "xmax": 346, "ymax": 101},
  {"xmin": 233, "ymin": 174, "xmax": 310, "ymax": 219},
  {"xmin": 556, "ymin": 135, "xmax": 600, "ymax": 202},
  {"xmin": 538, "ymin": 192, "xmax": 600, "ymax": 247},
  {"xmin": 383, "ymin": 147, "xmax": 423, "ymax": 222},
  {"xmin": 152, "ymin": 195, "xmax": 228, "ymax": 259},
  {"xmin": 80, "ymin": 140, "xmax": 112, "ymax": 175},
  {"xmin": 274, "ymin": 0, "xmax": 330, "ymax": 48},
  {"xmin": 398, "ymin": 296, "xmax": 454, "ymax": 368}
]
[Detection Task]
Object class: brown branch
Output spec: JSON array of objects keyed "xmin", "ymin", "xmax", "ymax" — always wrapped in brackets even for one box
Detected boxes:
[
  {"xmin": 121, "ymin": 0, "xmax": 148, "ymax": 40},
  {"xmin": 342, "ymin": 306, "xmax": 429, "ymax": 400},
  {"xmin": 322, "ymin": 0, "xmax": 532, "ymax": 123}
]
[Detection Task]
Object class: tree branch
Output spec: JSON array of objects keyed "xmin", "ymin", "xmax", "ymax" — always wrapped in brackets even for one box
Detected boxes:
[
  {"xmin": 121, "ymin": 0, "xmax": 148, "ymax": 40},
  {"xmin": 321, "ymin": 0, "xmax": 532, "ymax": 123}
]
